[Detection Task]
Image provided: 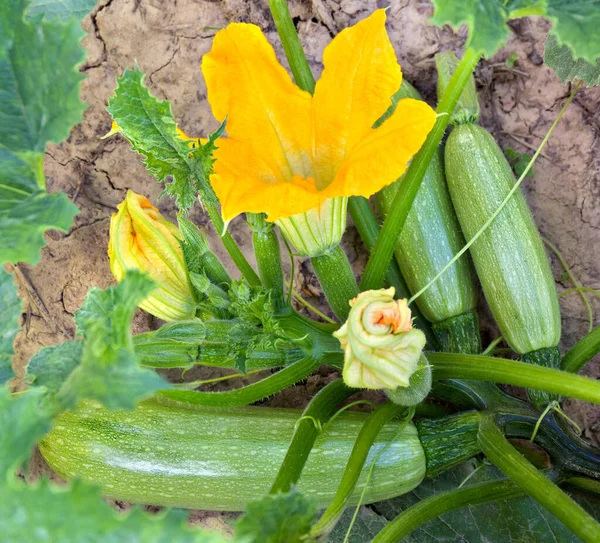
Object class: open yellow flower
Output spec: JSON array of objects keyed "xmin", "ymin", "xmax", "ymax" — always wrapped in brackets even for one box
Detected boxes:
[
  {"xmin": 202, "ymin": 9, "xmax": 436, "ymax": 256},
  {"xmin": 108, "ymin": 191, "xmax": 197, "ymax": 322}
]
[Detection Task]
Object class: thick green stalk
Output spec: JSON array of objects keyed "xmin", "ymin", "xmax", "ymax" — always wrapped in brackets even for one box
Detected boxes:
[
  {"xmin": 360, "ymin": 48, "xmax": 481, "ymax": 291},
  {"xmin": 311, "ymin": 246, "xmax": 359, "ymax": 321},
  {"xmin": 372, "ymin": 478, "xmax": 522, "ymax": 543},
  {"xmin": 478, "ymin": 417, "xmax": 600, "ymax": 543},
  {"xmin": 562, "ymin": 325, "xmax": 600, "ymax": 373},
  {"xmin": 565, "ymin": 477, "xmax": 600, "ymax": 497},
  {"xmin": 158, "ymin": 356, "xmax": 323, "ymax": 407},
  {"xmin": 247, "ymin": 213, "xmax": 285, "ymax": 302},
  {"xmin": 348, "ymin": 196, "xmax": 436, "ymax": 347},
  {"xmin": 428, "ymin": 352, "xmax": 600, "ymax": 405},
  {"xmin": 204, "ymin": 202, "xmax": 261, "ymax": 287},
  {"xmin": 267, "ymin": 0, "xmax": 315, "ymax": 93},
  {"xmin": 310, "ymin": 402, "xmax": 406, "ymax": 537},
  {"xmin": 270, "ymin": 379, "xmax": 354, "ymax": 493}
]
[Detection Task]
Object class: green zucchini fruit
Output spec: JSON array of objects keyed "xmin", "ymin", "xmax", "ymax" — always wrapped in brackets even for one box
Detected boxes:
[
  {"xmin": 442, "ymin": 82, "xmax": 561, "ymax": 405},
  {"xmin": 39, "ymin": 400, "xmax": 480, "ymax": 511},
  {"xmin": 376, "ymin": 80, "xmax": 480, "ymax": 354}
]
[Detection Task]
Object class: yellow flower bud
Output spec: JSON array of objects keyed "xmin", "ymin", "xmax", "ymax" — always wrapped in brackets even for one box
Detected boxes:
[
  {"xmin": 333, "ymin": 287, "xmax": 426, "ymax": 390},
  {"xmin": 108, "ymin": 190, "xmax": 196, "ymax": 321}
]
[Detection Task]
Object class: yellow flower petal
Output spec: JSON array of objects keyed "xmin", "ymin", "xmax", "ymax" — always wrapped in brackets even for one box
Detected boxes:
[
  {"xmin": 312, "ymin": 9, "xmax": 402, "ymax": 187},
  {"xmin": 322, "ymin": 99, "xmax": 436, "ymax": 199},
  {"xmin": 202, "ymin": 22, "xmax": 313, "ymax": 183},
  {"xmin": 211, "ymin": 139, "xmax": 323, "ymax": 222}
]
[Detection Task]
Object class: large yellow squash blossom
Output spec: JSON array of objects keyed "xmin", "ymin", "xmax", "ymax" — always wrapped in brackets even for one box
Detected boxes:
[
  {"xmin": 108, "ymin": 191, "xmax": 197, "ymax": 321},
  {"xmin": 202, "ymin": 9, "xmax": 436, "ymax": 257},
  {"xmin": 333, "ymin": 288, "xmax": 426, "ymax": 390}
]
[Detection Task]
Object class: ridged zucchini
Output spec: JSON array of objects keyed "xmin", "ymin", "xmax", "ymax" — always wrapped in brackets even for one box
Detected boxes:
[
  {"xmin": 376, "ymin": 80, "xmax": 480, "ymax": 354},
  {"xmin": 438, "ymin": 52, "xmax": 561, "ymax": 403},
  {"xmin": 39, "ymin": 400, "xmax": 480, "ymax": 511}
]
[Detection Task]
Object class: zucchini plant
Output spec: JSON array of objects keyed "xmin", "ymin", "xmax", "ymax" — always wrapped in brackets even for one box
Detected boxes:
[{"xmin": 2, "ymin": 0, "xmax": 600, "ymax": 542}]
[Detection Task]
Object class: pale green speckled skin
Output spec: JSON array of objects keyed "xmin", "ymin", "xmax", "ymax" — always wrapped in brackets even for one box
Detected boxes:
[
  {"xmin": 445, "ymin": 123, "xmax": 561, "ymax": 354},
  {"xmin": 40, "ymin": 400, "xmax": 426, "ymax": 512}
]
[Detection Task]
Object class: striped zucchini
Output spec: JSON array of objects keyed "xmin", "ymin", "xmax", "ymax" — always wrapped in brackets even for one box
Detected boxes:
[
  {"xmin": 39, "ymin": 400, "xmax": 479, "ymax": 511},
  {"xmin": 439, "ymin": 52, "xmax": 561, "ymax": 404},
  {"xmin": 376, "ymin": 80, "xmax": 480, "ymax": 354}
]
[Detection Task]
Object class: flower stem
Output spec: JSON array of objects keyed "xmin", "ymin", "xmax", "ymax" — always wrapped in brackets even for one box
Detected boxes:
[
  {"xmin": 267, "ymin": 0, "xmax": 315, "ymax": 93},
  {"xmin": 372, "ymin": 478, "xmax": 522, "ymax": 543},
  {"xmin": 270, "ymin": 379, "xmax": 354, "ymax": 494},
  {"xmin": 348, "ymin": 196, "xmax": 436, "ymax": 346},
  {"xmin": 204, "ymin": 201, "xmax": 261, "ymax": 287},
  {"xmin": 310, "ymin": 402, "xmax": 406, "ymax": 538},
  {"xmin": 428, "ymin": 352, "xmax": 600, "ymax": 405},
  {"xmin": 360, "ymin": 48, "xmax": 481, "ymax": 291},
  {"xmin": 561, "ymin": 325, "xmax": 600, "ymax": 374},
  {"xmin": 311, "ymin": 246, "xmax": 359, "ymax": 321},
  {"xmin": 478, "ymin": 417, "xmax": 600, "ymax": 543},
  {"xmin": 247, "ymin": 213, "xmax": 285, "ymax": 302}
]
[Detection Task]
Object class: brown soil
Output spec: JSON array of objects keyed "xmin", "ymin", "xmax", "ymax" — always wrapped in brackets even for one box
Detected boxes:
[{"xmin": 11, "ymin": 0, "xmax": 600, "ymax": 531}]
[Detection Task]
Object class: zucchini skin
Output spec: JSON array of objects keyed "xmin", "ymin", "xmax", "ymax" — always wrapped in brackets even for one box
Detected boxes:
[
  {"xmin": 40, "ymin": 400, "xmax": 425, "ymax": 511},
  {"xmin": 376, "ymin": 83, "xmax": 478, "ymax": 327},
  {"xmin": 444, "ymin": 124, "xmax": 561, "ymax": 355}
]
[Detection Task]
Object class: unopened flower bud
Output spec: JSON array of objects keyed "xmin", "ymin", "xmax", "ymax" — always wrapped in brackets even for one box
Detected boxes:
[
  {"xmin": 333, "ymin": 287, "xmax": 425, "ymax": 390},
  {"xmin": 108, "ymin": 190, "xmax": 196, "ymax": 321}
]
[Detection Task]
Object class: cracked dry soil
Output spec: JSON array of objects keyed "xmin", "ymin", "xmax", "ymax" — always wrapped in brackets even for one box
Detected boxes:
[{"xmin": 10, "ymin": 0, "xmax": 600, "ymax": 533}]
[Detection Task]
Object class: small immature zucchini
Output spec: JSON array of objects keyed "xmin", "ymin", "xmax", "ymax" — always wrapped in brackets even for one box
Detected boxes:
[
  {"xmin": 376, "ymin": 80, "xmax": 480, "ymax": 354},
  {"xmin": 40, "ymin": 399, "xmax": 426, "ymax": 511}
]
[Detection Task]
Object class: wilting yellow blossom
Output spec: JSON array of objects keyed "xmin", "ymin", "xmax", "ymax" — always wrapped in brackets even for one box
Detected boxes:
[
  {"xmin": 201, "ymin": 10, "xmax": 436, "ymax": 255},
  {"xmin": 333, "ymin": 288, "xmax": 426, "ymax": 390},
  {"xmin": 108, "ymin": 190, "xmax": 197, "ymax": 321}
]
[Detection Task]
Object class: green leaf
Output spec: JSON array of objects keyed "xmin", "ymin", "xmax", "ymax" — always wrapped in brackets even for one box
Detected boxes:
[
  {"xmin": 546, "ymin": 1, "xmax": 600, "ymax": 63},
  {"xmin": 0, "ymin": 386, "xmax": 50, "ymax": 476},
  {"xmin": 329, "ymin": 507, "xmax": 389, "ymax": 543},
  {"xmin": 0, "ymin": 0, "xmax": 86, "ymax": 154},
  {"xmin": 1, "ymin": 478, "xmax": 229, "ymax": 543},
  {"xmin": 365, "ymin": 461, "xmax": 600, "ymax": 542},
  {"xmin": 236, "ymin": 490, "xmax": 318, "ymax": 543},
  {"xmin": 431, "ymin": 0, "xmax": 600, "ymax": 61},
  {"xmin": 505, "ymin": 147, "xmax": 535, "ymax": 178},
  {"xmin": 27, "ymin": 0, "xmax": 97, "ymax": 21},
  {"xmin": 0, "ymin": 0, "xmax": 83, "ymax": 264},
  {"xmin": 0, "ymin": 269, "xmax": 20, "ymax": 384},
  {"xmin": 107, "ymin": 67, "xmax": 219, "ymax": 212},
  {"xmin": 26, "ymin": 341, "xmax": 83, "ymax": 395},
  {"xmin": 544, "ymin": 33, "xmax": 600, "ymax": 86},
  {"xmin": 59, "ymin": 271, "xmax": 168, "ymax": 410}
]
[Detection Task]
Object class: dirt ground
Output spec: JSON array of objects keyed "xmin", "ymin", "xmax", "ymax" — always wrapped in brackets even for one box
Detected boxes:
[{"xmin": 11, "ymin": 0, "xmax": 600, "ymax": 534}]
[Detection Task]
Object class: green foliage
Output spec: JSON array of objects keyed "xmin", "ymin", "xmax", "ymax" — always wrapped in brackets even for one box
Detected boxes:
[
  {"xmin": 0, "ymin": 0, "xmax": 82, "ymax": 264},
  {"xmin": 431, "ymin": 0, "xmax": 600, "ymax": 61},
  {"xmin": 0, "ymin": 269, "xmax": 20, "ymax": 384},
  {"xmin": 545, "ymin": 33, "xmax": 600, "ymax": 86},
  {"xmin": 26, "ymin": 341, "xmax": 83, "ymax": 397},
  {"xmin": 107, "ymin": 67, "xmax": 222, "ymax": 212},
  {"xmin": 505, "ymin": 147, "xmax": 535, "ymax": 178},
  {"xmin": 236, "ymin": 490, "xmax": 318, "ymax": 543},
  {"xmin": 0, "ymin": 386, "xmax": 50, "ymax": 477},
  {"xmin": 341, "ymin": 461, "xmax": 600, "ymax": 542},
  {"xmin": 27, "ymin": 0, "xmax": 96, "ymax": 21},
  {"xmin": 56, "ymin": 271, "xmax": 168, "ymax": 409}
]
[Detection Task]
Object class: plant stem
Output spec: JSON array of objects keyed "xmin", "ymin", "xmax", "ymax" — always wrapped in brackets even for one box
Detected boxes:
[
  {"xmin": 310, "ymin": 402, "xmax": 406, "ymax": 537},
  {"xmin": 204, "ymin": 202, "xmax": 261, "ymax": 287},
  {"xmin": 478, "ymin": 417, "xmax": 600, "ymax": 543},
  {"xmin": 158, "ymin": 356, "xmax": 322, "ymax": 407},
  {"xmin": 267, "ymin": 0, "xmax": 315, "ymax": 93},
  {"xmin": 270, "ymin": 379, "xmax": 354, "ymax": 494},
  {"xmin": 311, "ymin": 246, "xmax": 359, "ymax": 321},
  {"xmin": 562, "ymin": 325, "xmax": 600, "ymax": 374},
  {"xmin": 247, "ymin": 213, "xmax": 285, "ymax": 302},
  {"xmin": 428, "ymin": 352, "xmax": 600, "ymax": 405},
  {"xmin": 372, "ymin": 478, "xmax": 522, "ymax": 543},
  {"xmin": 348, "ymin": 196, "xmax": 436, "ymax": 346},
  {"xmin": 565, "ymin": 477, "xmax": 600, "ymax": 497},
  {"xmin": 360, "ymin": 48, "xmax": 481, "ymax": 291}
]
